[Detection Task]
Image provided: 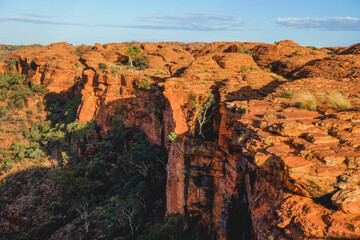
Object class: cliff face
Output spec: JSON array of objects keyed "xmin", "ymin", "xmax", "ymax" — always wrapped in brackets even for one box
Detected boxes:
[{"xmin": 6, "ymin": 41, "xmax": 360, "ymax": 239}]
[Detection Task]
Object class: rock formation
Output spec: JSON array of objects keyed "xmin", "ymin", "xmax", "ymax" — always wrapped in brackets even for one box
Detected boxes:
[{"xmin": 3, "ymin": 40, "xmax": 360, "ymax": 239}]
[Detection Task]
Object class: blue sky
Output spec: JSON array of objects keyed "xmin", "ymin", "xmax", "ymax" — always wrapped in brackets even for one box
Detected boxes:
[{"xmin": 0, "ymin": 0, "xmax": 359, "ymax": 47}]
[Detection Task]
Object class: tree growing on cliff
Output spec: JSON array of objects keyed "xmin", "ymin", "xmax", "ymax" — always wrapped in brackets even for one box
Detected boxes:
[
  {"xmin": 192, "ymin": 92, "xmax": 215, "ymax": 138},
  {"xmin": 126, "ymin": 43, "xmax": 142, "ymax": 67}
]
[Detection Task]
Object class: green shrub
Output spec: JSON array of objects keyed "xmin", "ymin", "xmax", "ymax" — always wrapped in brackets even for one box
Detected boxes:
[
  {"xmin": 9, "ymin": 59, "xmax": 17, "ymax": 69},
  {"xmin": 239, "ymin": 44, "xmax": 253, "ymax": 57},
  {"xmin": 75, "ymin": 62, "xmax": 82, "ymax": 68},
  {"xmin": 292, "ymin": 50, "xmax": 301, "ymax": 56},
  {"xmin": 14, "ymin": 99, "xmax": 24, "ymax": 109},
  {"xmin": 99, "ymin": 63, "xmax": 107, "ymax": 69},
  {"xmin": 306, "ymin": 46, "xmax": 318, "ymax": 51},
  {"xmin": 72, "ymin": 50, "xmax": 87, "ymax": 57},
  {"xmin": 167, "ymin": 132, "xmax": 179, "ymax": 142},
  {"xmin": 29, "ymin": 148, "xmax": 46, "ymax": 158},
  {"xmin": 240, "ymin": 65, "xmax": 249, "ymax": 73},
  {"xmin": 16, "ymin": 116, "xmax": 26, "ymax": 122},
  {"xmin": 0, "ymin": 106, "xmax": 8, "ymax": 117},
  {"xmin": 26, "ymin": 109, "xmax": 33, "ymax": 115},
  {"xmin": 138, "ymin": 79, "xmax": 152, "ymax": 90}
]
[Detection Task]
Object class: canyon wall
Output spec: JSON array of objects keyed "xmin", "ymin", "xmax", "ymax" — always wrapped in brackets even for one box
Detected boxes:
[{"xmin": 7, "ymin": 40, "xmax": 360, "ymax": 239}]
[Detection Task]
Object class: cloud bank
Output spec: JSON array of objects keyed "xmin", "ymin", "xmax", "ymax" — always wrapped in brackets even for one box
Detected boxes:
[
  {"xmin": 0, "ymin": 12, "xmax": 250, "ymax": 31},
  {"xmin": 276, "ymin": 17, "xmax": 360, "ymax": 31}
]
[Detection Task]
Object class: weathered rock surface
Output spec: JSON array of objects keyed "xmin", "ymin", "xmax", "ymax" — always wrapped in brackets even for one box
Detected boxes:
[{"xmin": 3, "ymin": 40, "xmax": 360, "ymax": 239}]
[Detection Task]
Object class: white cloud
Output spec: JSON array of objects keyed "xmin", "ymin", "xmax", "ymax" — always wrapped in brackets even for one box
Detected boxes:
[
  {"xmin": 276, "ymin": 17, "xmax": 360, "ymax": 31},
  {"xmin": 138, "ymin": 12, "xmax": 250, "ymax": 31},
  {"xmin": 0, "ymin": 12, "xmax": 252, "ymax": 31}
]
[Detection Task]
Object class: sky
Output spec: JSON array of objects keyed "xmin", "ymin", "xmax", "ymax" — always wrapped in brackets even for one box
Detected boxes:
[{"xmin": 0, "ymin": 0, "xmax": 359, "ymax": 47}]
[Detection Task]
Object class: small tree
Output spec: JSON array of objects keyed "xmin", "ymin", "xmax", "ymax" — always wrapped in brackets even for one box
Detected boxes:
[
  {"xmin": 126, "ymin": 43, "xmax": 142, "ymax": 67},
  {"xmin": 192, "ymin": 92, "xmax": 215, "ymax": 138},
  {"xmin": 76, "ymin": 200, "xmax": 90, "ymax": 233},
  {"xmin": 116, "ymin": 199, "xmax": 142, "ymax": 235}
]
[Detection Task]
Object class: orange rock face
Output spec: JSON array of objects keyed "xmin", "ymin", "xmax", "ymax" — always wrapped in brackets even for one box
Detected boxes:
[{"xmin": 7, "ymin": 40, "xmax": 360, "ymax": 239}]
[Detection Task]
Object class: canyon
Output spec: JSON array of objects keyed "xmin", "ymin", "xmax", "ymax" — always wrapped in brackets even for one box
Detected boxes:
[{"xmin": 1, "ymin": 40, "xmax": 360, "ymax": 239}]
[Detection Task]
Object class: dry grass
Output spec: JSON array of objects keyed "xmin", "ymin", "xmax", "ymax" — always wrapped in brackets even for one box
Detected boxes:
[
  {"xmin": 326, "ymin": 91, "xmax": 352, "ymax": 110},
  {"xmin": 294, "ymin": 91, "xmax": 317, "ymax": 111},
  {"xmin": 269, "ymin": 72, "xmax": 286, "ymax": 81},
  {"xmin": 279, "ymin": 90, "xmax": 294, "ymax": 99},
  {"xmin": 263, "ymin": 113, "xmax": 278, "ymax": 120}
]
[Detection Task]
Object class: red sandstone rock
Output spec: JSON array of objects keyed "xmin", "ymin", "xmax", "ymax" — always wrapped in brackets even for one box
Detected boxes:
[{"xmin": 3, "ymin": 41, "xmax": 360, "ymax": 240}]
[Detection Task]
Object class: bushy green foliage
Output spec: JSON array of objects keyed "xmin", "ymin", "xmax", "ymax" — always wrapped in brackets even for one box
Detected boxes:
[
  {"xmin": 306, "ymin": 46, "xmax": 318, "ymax": 51},
  {"xmin": 8, "ymin": 59, "xmax": 17, "ymax": 69},
  {"xmin": 99, "ymin": 63, "xmax": 107, "ymax": 69},
  {"xmin": 167, "ymin": 132, "xmax": 179, "ymax": 142},
  {"xmin": 292, "ymin": 50, "xmax": 301, "ymax": 56},
  {"xmin": 0, "ymin": 71, "xmax": 46, "ymax": 109},
  {"xmin": 0, "ymin": 71, "xmax": 49, "ymax": 173},
  {"xmin": 16, "ymin": 116, "xmax": 26, "ymax": 121},
  {"xmin": 239, "ymin": 43, "xmax": 253, "ymax": 57},
  {"xmin": 138, "ymin": 79, "xmax": 152, "ymax": 90},
  {"xmin": 0, "ymin": 106, "xmax": 8, "ymax": 117},
  {"xmin": 240, "ymin": 65, "xmax": 249, "ymax": 73},
  {"xmin": 126, "ymin": 43, "xmax": 142, "ymax": 67}
]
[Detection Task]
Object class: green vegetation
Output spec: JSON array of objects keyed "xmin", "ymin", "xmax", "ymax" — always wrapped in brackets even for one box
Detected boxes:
[
  {"xmin": 8, "ymin": 59, "xmax": 17, "ymax": 68},
  {"xmin": 192, "ymin": 92, "xmax": 215, "ymax": 138},
  {"xmin": 240, "ymin": 65, "xmax": 249, "ymax": 73},
  {"xmin": 167, "ymin": 132, "xmax": 179, "ymax": 142},
  {"xmin": 75, "ymin": 62, "xmax": 83, "ymax": 69},
  {"xmin": 72, "ymin": 50, "xmax": 87, "ymax": 57},
  {"xmin": 306, "ymin": 46, "xmax": 318, "ymax": 51},
  {"xmin": 292, "ymin": 50, "xmax": 301, "ymax": 56},
  {"xmin": 99, "ymin": 62, "xmax": 108, "ymax": 69},
  {"xmin": 239, "ymin": 43, "xmax": 253, "ymax": 57},
  {"xmin": 138, "ymin": 79, "xmax": 152, "ymax": 90},
  {"xmin": 294, "ymin": 91, "xmax": 317, "ymax": 111},
  {"xmin": 137, "ymin": 76, "xmax": 160, "ymax": 93},
  {"xmin": 126, "ymin": 43, "xmax": 142, "ymax": 67},
  {"xmin": 326, "ymin": 91, "xmax": 352, "ymax": 110},
  {"xmin": 0, "ymin": 71, "xmax": 209, "ymax": 240},
  {"xmin": 0, "ymin": 71, "xmax": 49, "ymax": 173}
]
